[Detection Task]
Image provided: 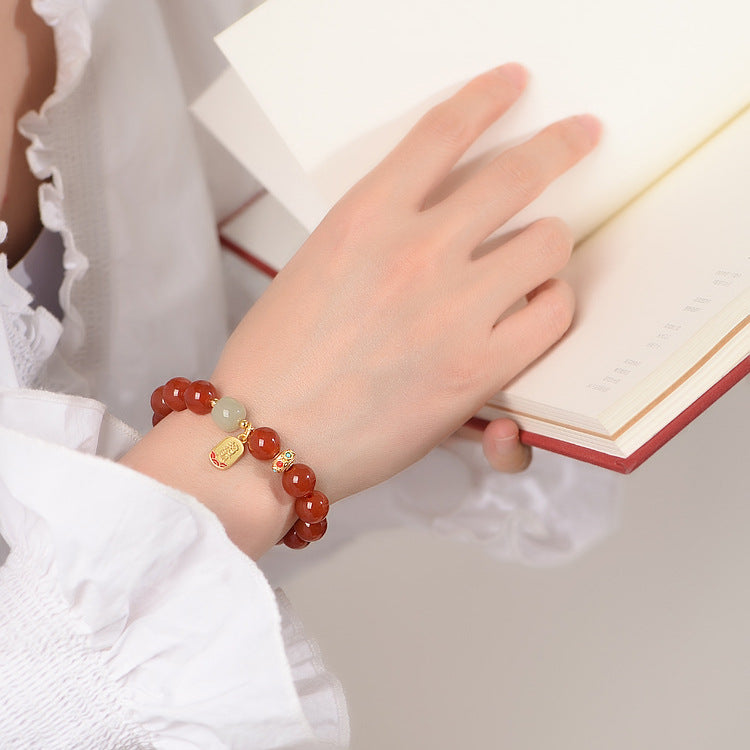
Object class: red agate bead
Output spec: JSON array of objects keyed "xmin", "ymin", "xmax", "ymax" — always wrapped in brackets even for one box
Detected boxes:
[
  {"xmin": 247, "ymin": 427, "xmax": 280, "ymax": 460},
  {"xmin": 295, "ymin": 491, "xmax": 329, "ymax": 524},
  {"xmin": 152, "ymin": 412, "xmax": 166, "ymax": 427},
  {"xmin": 163, "ymin": 376, "xmax": 191, "ymax": 411},
  {"xmin": 294, "ymin": 518, "xmax": 328, "ymax": 542},
  {"xmin": 183, "ymin": 379, "xmax": 217, "ymax": 415},
  {"xmin": 282, "ymin": 463, "xmax": 316, "ymax": 497},
  {"xmin": 282, "ymin": 527, "xmax": 310, "ymax": 550},
  {"xmin": 150, "ymin": 385, "xmax": 172, "ymax": 417}
]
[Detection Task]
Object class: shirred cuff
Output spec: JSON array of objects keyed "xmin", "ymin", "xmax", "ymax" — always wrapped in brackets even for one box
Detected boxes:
[{"xmin": 0, "ymin": 392, "xmax": 348, "ymax": 749}]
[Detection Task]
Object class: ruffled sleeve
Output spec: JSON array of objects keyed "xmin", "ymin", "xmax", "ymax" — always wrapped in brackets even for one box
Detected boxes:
[{"xmin": 0, "ymin": 387, "xmax": 348, "ymax": 749}]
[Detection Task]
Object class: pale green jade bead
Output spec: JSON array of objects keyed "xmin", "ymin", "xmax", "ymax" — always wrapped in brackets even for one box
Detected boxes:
[{"xmin": 211, "ymin": 396, "xmax": 247, "ymax": 432}]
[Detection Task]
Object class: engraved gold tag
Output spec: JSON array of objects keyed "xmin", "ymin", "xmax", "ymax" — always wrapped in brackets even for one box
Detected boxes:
[{"xmin": 209, "ymin": 436, "xmax": 245, "ymax": 470}]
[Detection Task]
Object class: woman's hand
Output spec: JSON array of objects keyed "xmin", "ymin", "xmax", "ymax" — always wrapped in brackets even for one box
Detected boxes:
[
  {"xmin": 213, "ymin": 63, "xmax": 600, "ymax": 501},
  {"xmin": 125, "ymin": 63, "xmax": 601, "ymax": 557}
]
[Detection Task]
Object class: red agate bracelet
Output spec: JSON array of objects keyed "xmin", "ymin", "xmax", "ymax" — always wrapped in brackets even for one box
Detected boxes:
[{"xmin": 150, "ymin": 377, "xmax": 329, "ymax": 550}]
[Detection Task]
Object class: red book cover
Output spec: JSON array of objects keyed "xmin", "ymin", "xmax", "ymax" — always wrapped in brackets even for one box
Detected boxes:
[
  {"xmin": 467, "ymin": 356, "xmax": 749, "ymax": 474},
  {"xmin": 219, "ymin": 192, "xmax": 280, "ymax": 279}
]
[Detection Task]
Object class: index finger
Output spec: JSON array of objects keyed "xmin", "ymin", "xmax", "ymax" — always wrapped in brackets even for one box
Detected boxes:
[{"xmin": 367, "ymin": 63, "xmax": 528, "ymax": 210}]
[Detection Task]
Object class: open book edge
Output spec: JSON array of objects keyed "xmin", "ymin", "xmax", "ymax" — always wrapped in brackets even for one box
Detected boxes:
[
  {"xmin": 512, "ymin": 356, "xmax": 749, "ymax": 474},
  {"xmin": 474, "ymin": 105, "xmax": 750, "ymax": 462}
]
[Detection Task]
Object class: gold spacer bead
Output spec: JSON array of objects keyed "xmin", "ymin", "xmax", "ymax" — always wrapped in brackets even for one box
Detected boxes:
[
  {"xmin": 237, "ymin": 419, "xmax": 253, "ymax": 443},
  {"xmin": 271, "ymin": 449, "xmax": 296, "ymax": 473},
  {"xmin": 209, "ymin": 398, "xmax": 219, "ymax": 408},
  {"xmin": 237, "ymin": 421, "xmax": 253, "ymax": 443}
]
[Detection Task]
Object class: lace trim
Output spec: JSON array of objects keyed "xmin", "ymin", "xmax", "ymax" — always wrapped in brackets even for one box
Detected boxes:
[
  {"xmin": 15, "ymin": 0, "xmax": 93, "ymax": 371},
  {"xmin": 0, "ymin": 254, "xmax": 63, "ymax": 388}
]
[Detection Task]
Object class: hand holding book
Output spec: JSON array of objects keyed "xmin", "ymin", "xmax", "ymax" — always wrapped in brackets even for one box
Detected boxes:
[
  {"xmin": 208, "ymin": 65, "xmax": 601, "ymax": 504},
  {"xmin": 131, "ymin": 65, "xmax": 596, "ymax": 553},
  {"xmin": 196, "ymin": 0, "xmax": 749, "ymax": 472}
]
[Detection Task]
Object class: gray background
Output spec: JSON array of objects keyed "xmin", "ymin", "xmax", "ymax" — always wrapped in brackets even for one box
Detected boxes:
[
  {"xmin": 286, "ymin": 376, "xmax": 749, "ymax": 749},
  {"xmin": 0, "ymin": 372, "xmax": 744, "ymax": 748}
]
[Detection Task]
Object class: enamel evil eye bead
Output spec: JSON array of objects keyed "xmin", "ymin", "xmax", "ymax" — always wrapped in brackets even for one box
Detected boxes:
[
  {"xmin": 272, "ymin": 450, "xmax": 296, "ymax": 474},
  {"xmin": 211, "ymin": 396, "xmax": 247, "ymax": 432}
]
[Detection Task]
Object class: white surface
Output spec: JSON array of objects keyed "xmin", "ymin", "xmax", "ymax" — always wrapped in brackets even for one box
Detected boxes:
[
  {"xmin": 214, "ymin": 0, "xmax": 750, "ymax": 234},
  {"xmin": 285, "ymin": 376, "xmax": 750, "ymax": 749}
]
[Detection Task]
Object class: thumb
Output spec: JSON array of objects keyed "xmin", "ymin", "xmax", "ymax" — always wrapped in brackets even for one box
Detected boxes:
[{"xmin": 481, "ymin": 418, "xmax": 532, "ymax": 473}]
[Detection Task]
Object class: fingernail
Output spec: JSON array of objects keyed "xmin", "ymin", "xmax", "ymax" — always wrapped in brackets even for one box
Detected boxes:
[
  {"xmin": 493, "ymin": 435, "xmax": 518, "ymax": 453},
  {"xmin": 575, "ymin": 114, "xmax": 603, "ymax": 144},
  {"xmin": 498, "ymin": 62, "xmax": 528, "ymax": 91}
]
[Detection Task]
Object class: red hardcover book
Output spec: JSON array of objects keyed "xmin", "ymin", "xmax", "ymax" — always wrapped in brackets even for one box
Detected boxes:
[{"xmin": 467, "ymin": 356, "xmax": 749, "ymax": 474}]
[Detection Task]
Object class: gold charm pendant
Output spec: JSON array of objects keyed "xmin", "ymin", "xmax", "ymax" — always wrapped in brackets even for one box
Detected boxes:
[
  {"xmin": 209, "ymin": 420, "xmax": 253, "ymax": 470},
  {"xmin": 209, "ymin": 436, "xmax": 245, "ymax": 469}
]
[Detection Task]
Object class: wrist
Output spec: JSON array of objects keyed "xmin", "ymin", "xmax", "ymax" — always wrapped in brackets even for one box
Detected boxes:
[
  {"xmin": 210, "ymin": 341, "xmax": 370, "ymax": 503},
  {"xmin": 120, "ymin": 409, "xmax": 296, "ymax": 560}
]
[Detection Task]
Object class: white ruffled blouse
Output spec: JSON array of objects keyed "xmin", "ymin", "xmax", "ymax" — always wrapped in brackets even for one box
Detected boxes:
[{"xmin": 0, "ymin": 0, "xmax": 621, "ymax": 747}]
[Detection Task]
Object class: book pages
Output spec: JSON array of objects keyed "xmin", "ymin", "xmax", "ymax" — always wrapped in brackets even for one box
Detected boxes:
[
  {"xmin": 191, "ymin": 68, "xmax": 327, "ymax": 231},
  {"xmin": 215, "ymin": 0, "xmax": 750, "ymax": 241},
  {"xmin": 482, "ymin": 107, "xmax": 750, "ymax": 438}
]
